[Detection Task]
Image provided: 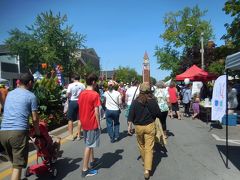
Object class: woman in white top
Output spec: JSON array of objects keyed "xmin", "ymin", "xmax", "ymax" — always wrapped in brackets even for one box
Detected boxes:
[
  {"xmin": 154, "ymin": 81, "xmax": 169, "ymax": 137},
  {"xmin": 125, "ymin": 80, "xmax": 140, "ymax": 119},
  {"xmin": 104, "ymin": 80, "xmax": 122, "ymax": 143}
]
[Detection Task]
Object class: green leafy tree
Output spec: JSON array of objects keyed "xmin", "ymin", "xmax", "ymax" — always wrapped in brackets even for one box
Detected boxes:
[
  {"xmin": 222, "ymin": 0, "xmax": 240, "ymax": 48},
  {"xmin": 155, "ymin": 44, "xmax": 180, "ymax": 76},
  {"xmin": 162, "ymin": 76, "xmax": 172, "ymax": 82},
  {"xmin": 5, "ymin": 11, "xmax": 86, "ymax": 76},
  {"xmin": 207, "ymin": 60, "xmax": 225, "ymax": 76},
  {"xmin": 150, "ymin": 77, "xmax": 157, "ymax": 85},
  {"xmin": 207, "ymin": 44, "xmax": 238, "ymax": 76},
  {"xmin": 155, "ymin": 5, "xmax": 214, "ymax": 76},
  {"xmin": 115, "ymin": 66, "xmax": 139, "ymax": 83}
]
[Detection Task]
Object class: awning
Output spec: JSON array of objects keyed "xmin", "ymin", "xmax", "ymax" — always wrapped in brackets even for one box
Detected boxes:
[
  {"xmin": 225, "ymin": 52, "xmax": 240, "ymax": 70},
  {"xmin": 176, "ymin": 65, "xmax": 216, "ymax": 81}
]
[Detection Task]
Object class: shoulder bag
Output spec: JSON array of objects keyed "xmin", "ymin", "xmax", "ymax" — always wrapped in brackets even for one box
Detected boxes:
[{"xmin": 107, "ymin": 91, "xmax": 122, "ymax": 113}]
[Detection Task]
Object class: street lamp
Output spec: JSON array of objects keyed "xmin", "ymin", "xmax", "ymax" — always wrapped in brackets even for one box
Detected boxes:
[
  {"xmin": 200, "ymin": 32, "xmax": 204, "ymax": 70},
  {"xmin": 186, "ymin": 24, "xmax": 205, "ymax": 69}
]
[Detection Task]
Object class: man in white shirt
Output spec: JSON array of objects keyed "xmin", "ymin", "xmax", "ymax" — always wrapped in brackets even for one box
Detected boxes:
[
  {"xmin": 125, "ymin": 80, "xmax": 140, "ymax": 118},
  {"xmin": 66, "ymin": 75, "xmax": 85, "ymax": 140}
]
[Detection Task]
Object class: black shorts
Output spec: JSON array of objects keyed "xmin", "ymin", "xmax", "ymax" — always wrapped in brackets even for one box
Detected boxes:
[
  {"xmin": 171, "ymin": 102, "xmax": 179, "ymax": 111},
  {"xmin": 0, "ymin": 130, "xmax": 29, "ymax": 168},
  {"xmin": 67, "ymin": 100, "xmax": 79, "ymax": 121}
]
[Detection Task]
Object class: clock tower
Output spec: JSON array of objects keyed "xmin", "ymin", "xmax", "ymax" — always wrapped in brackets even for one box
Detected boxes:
[{"xmin": 142, "ymin": 51, "xmax": 150, "ymax": 83}]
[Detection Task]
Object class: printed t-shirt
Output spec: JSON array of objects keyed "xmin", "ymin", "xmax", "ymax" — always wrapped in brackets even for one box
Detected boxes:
[
  {"xmin": 67, "ymin": 82, "xmax": 85, "ymax": 101},
  {"xmin": 0, "ymin": 88, "xmax": 38, "ymax": 130},
  {"xmin": 78, "ymin": 90, "xmax": 101, "ymax": 130}
]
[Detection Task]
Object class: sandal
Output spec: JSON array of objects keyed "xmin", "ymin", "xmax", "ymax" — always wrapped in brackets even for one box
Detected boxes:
[{"xmin": 144, "ymin": 171, "xmax": 150, "ymax": 179}]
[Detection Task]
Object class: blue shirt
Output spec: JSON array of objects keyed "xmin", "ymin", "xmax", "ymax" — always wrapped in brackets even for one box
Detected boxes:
[
  {"xmin": 182, "ymin": 88, "xmax": 192, "ymax": 104},
  {"xmin": 0, "ymin": 88, "xmax": 38, "ymax": 130}
]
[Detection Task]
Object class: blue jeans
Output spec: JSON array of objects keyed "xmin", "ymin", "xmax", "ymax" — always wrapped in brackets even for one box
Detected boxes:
[{"xmin": 105, "ymin": 109, "xmax": 120, "ymax": 140}]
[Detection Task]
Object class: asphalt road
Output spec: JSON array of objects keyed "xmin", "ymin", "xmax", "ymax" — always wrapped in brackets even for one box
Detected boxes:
[{"xmin": 1, "ymin": 110, "xmax": 240, "ymax": 180}]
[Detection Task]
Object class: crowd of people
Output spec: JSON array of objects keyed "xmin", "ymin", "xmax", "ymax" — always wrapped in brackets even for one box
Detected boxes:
[{"xmin": 2, "ymin": 71, "xmax": 236, "ymax": 180}]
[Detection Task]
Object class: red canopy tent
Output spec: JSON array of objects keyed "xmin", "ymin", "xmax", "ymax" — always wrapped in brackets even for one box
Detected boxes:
[{"xmin": 175, "ymin": 65, "xmax": 216, "ymax": 81}]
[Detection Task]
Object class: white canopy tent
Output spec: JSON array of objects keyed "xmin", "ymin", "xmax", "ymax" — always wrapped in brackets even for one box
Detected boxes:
[{"xmin": 224, "ymin": 51, "xmax": 240, "ymax": 168}]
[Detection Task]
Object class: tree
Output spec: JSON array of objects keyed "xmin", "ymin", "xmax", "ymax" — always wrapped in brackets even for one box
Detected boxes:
[
  {"xmin": 207, "ymin": 44, "xmax": 238, "ymax": 76},
  {"xmin": 5, "ymin": 11, "xmax": 86, "ymax": 77},
  {"xmin": 222, "ymin": 0, "xmax": 240, "ymax": 48},
  {"xmin": 150, "ymin": 76, "xmax": 157, "ymax": 85},
  {"xmin": 115, "ymin": 66, "xmax": 139, "ymax": 83},
  {"xmin": 155, "ymin": 5, "xmax": 214, "ymax": 76},
  {"xmin": 155, "ymin": 43, "xmax": 180, "ymax": 77}
]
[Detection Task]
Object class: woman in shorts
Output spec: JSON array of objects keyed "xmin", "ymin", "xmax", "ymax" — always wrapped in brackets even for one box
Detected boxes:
[{"xmin": 168, "ymin": 81, "xmax": 181, "ymax": 120}]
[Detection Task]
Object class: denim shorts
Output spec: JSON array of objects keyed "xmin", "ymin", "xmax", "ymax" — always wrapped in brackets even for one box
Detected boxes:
[
  {"xmin": 83, "ymin": 129, "xmax": 100, "ymax": 148},
  {"xmin": 67, "ymin": 100, "xmax": 79, "ymax": 121}
]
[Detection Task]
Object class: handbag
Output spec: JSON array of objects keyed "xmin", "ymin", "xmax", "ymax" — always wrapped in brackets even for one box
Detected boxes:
[
  {"xmin": 63, "ymin": 99, "xmax": 69, "ymax": 114},
  {"xmin": 144, "ymin": 101, "xmax": 167, "ymax": 146},
  {"xmin": 155, "ymin": 118, "xmax": 167, "ymax": 146}
]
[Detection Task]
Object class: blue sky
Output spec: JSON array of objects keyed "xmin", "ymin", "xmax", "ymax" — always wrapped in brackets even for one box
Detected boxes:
[{"xmin": 0, "ymin": 0, "xmax": 233, "ymax": 80}]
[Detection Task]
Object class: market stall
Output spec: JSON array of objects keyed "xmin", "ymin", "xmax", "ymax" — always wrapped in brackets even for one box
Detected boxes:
[
  {"xmin": 176, "ymin": 65, "xmax": 216, "ymax": 123},
  {"xmin": 224, "ymin": 51, "xmax": 240, "ymax": 168},
  {"xmin": 176, "ymin": 65, "xmax": 216, "ymax": 81}
]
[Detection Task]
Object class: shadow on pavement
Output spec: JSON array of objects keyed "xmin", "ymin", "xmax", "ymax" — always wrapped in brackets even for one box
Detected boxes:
[
  {"xmin": 101, "ymin": 127, "xmax": 107, "ymax": 134},
  {"xmin": 216, "ymin": 145, "xmax": 240, "ymax": 170},
  {"xmin": 32, "ymin": 157, "xmax": 82, "ymax": 180},
  {"xmin": 0, "ymin": 151, "xmax": 8, "ymax": 162},
  {"xmin": 119, "ymin": 130, "xmax": 130, "ymax": 141},
  {"xmin": 97, "ymin": 149, "xmax": 123, "ymax": 169},
  {"xmin": 166, "ymin": 130, "xmax": 175, "ymax": 138},
  {"xmin": 100, "ymin": 129, "xmax": 129, "ymax": 141},
  {"xmin": 151, "ymin": 143, "xmax": 168, "ymax": 176}
]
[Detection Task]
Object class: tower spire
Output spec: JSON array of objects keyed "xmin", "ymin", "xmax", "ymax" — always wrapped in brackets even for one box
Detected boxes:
[{"xmin": 142, "ymin": 51, "xmax": 150, "ymax": 83}]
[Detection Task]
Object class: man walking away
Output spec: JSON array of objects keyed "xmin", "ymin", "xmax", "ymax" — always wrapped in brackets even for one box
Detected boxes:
[
  {"xmin": 0, "ymin": 73, "xmax": 40, "ymax": 180},
  {"xmin": 78, "ymin": 73, "xmax": 101, "ymax": 177},
  {"xmin": 66, "ymin": 75, "xmax": 85, "ymax": 140}
]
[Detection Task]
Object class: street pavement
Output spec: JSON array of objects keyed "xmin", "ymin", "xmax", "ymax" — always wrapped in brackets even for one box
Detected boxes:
[{"xmin": 1, "ymin": 110, "xmax": 240, "ymax": 180}]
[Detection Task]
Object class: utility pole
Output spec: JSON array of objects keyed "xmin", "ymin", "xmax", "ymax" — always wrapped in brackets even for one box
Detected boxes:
[{"xmin": 200, "ymin": 32, "xmax": 204, "ymax": 70}]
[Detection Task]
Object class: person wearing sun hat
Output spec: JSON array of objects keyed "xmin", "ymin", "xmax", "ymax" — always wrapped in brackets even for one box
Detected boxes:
[{"xmin": 128, "ymin": 82, "xmax": 162, "ymax": 179}]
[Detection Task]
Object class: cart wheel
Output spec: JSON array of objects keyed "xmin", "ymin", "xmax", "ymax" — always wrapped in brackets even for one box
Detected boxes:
[
  {"xmin": 25, "ymin": 167, "xmax": 32, "ymax": 177},
  {"xmin": 51, "ymin": 167, "xmax": 57, "ymax": 177}
]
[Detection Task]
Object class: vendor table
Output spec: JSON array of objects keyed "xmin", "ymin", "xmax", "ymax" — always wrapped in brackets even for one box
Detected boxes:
[{"xmin": 199, "ymin": 104, "xmax": 212, "ymax": 124}]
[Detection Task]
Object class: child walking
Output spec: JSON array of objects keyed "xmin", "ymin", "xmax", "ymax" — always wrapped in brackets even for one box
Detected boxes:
[{"xmin": 192, "ymin": 95, "xmax": 200, "ymax": 119}]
